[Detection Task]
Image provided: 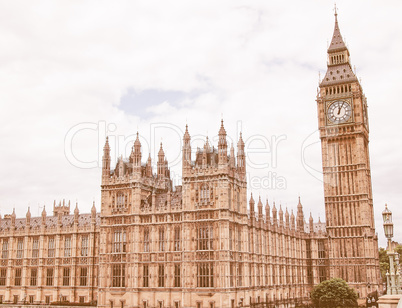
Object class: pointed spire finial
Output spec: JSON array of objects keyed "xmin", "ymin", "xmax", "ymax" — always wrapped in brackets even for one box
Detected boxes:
[{"xmin": 327, "ymin": 5, "xmax": 347, "ymax": 53}]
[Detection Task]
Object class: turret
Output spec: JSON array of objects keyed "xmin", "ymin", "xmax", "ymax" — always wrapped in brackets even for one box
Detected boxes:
[
  {"xmin": 309, "ymin": 213, "xmax": 314, "ymax": 234},
  {"xmin": 258, "ymin": 196, "xmax": 263, "ymax": 221},
  {"xmin": 132, "ymin": 132, "xmax": 142, "ymax": 174},
  {"xmin": 26, "ymin": 207, "xmax": 31, "ymax": 226},
  {"xmin": 102, "ymin": 137, "xmax": 111, "ymax": 181},
  {"xmin": 290, "ymin": 210, "xmax": 295, "ymax": 230},
  {"xmin": 74, "ymin": 203, "xmax": 79, "ymax": 224},
  {"xmin": 11, "ymin": 208, "xmax": 16, "ymax": 227},
  {"xmin": 229, "ymin": 143, "xmax": 235, "ymax": 168},
  {"xmin": 41, "ymin": 206, "xmax": 47, "ymax": 225},
  {"xmin": 279, "ymin": 205, "xmax": 284, "ymax": 227},
  {"xmin": 91, "ymin": 202, "xmax": 96, "ymax": 224},
  {"xmin": 272, "ymin": 202, "xmax": 277, "ymax": 226},
  {"xmin": 57, "ymin": 210, "xmax": 62, "ymax": 227},
  {"xmin": 146, "ymin": 154, "xmax": 152, "ymax": 177},
  {"xmin": 237, "ymin": 132, "xmax": 246, "ymax": 174},
  {"xmin": 285, "ymin": 208, "xmax": 289, "ymax": 229},
  {"xmin": 202, "ymin": 137, "xmax": 210, "ymax": 167},
  {"xmin": 117, "ymin": 156, "xmax": 125, "ymax": 178},
  {"xmin": 182, "ymin": 125, "xmax": 191, "ymax": 169},
  {"xmin": 296, "ymin": 197, "xmax": 305, "ymax": 232},
  {"xmin": 265, "ymin": 199, "xmax": 271, "ymax": 224},
  {"xmin": 218, "ymin": 120, "xmax": 227, "ymax": 165},
  {"xmin": 249, "ymin": 194, "xmax": 255, "ymax": 218},
  {"xmin": 157, "ymin": 143, "xmax": 166, "ymax": 179}
]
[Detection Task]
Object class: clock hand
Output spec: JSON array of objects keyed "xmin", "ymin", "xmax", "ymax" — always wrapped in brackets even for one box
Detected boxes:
[{"xmin": 337, "ymin": 102, "xmax": 345, "ymax": 115}]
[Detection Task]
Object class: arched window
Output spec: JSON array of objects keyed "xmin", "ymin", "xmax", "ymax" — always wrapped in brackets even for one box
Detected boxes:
[
  {"xmin": 116, "ymin": 193, "xmax": 125, "ymax": 208},
  {"xmin": 200, "ymin": 185, "xmax": 210, "ymax": 203},
  {"xmin": 197, "ymin": 225, "xmax": 213, "ymax": 250}
]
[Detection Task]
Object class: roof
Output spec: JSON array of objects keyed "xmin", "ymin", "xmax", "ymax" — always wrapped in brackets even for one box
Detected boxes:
[
  {"xmin": 320, "ymin": 63, "xmax": 357, "ymax": 86},
  {"xmin": 328, "ymin": 13, "xmax": 347, "ymax": 53},
  {"xmin": 0, "ymin": 213, "xmax": 100, "ymax": 231}
]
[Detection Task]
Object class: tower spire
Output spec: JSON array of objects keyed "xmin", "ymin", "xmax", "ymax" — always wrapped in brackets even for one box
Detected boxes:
[
  {"xmin": 320, "ymin": 8, "xmax": 357, "ymax": 87},
  {"xmin": 328, "ymin": 5, "xmax": 346, "ymax": 53}
]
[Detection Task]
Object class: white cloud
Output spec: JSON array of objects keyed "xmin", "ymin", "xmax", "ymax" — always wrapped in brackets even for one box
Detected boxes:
[{"xmin": 0, "ymin": 0, "xmax": 401, "ymax": 247}]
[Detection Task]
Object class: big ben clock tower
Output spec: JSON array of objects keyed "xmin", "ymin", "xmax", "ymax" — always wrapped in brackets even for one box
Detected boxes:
[{"xmin": 317, "ymin": 10, "xmax": 381, "ymax": 295}]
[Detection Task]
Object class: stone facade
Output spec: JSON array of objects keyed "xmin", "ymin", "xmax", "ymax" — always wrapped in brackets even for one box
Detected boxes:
[
  {"xmin": 0, "ymin": 11, "xmax": 381, "ymax": 308},
  {"xmin": 0, "ymin": 202, "xmax": 99, "ymax": 305}
]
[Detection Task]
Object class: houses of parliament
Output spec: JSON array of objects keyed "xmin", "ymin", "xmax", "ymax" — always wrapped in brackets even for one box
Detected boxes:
[{"xmin": 0, "ymin": 11, "xmax": 382, "ymax": 308}]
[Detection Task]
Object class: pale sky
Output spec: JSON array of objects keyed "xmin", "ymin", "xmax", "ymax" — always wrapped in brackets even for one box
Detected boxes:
[{"xmin": 1, "ymin": 1, "xmax": 401, "ymax": 247}]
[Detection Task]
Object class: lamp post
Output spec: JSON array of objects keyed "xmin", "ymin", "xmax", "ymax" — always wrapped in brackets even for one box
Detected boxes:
[{"xmin": 382, "ymin": 204, "xmax": 401, "ymax": 295}]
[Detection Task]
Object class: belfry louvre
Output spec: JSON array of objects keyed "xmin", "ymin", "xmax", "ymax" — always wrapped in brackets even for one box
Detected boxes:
[{"xmin": 0, "ymin": 11, "xmax": 381, "ymax": 308}]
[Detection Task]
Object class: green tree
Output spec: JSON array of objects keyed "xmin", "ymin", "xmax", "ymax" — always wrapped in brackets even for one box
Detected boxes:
[
  {"xmin": 379, "ymin": 247, "xmax": 389, "ymax": 282},
  {"xmin": 379, "ymin": 244, "xmax": 402, "ymax": 282},
  {"xmin": 311, "ymin": 278, "xmax": 358, "ymax": 308}
]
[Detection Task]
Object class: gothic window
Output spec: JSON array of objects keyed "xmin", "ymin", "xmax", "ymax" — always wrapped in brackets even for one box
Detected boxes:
[
  {"xmin": 46, "ymin": 268, "xmax": 54, "ymax": 286},
  {"xmin": 30, "ymin": 268, "xmax": 37, "ymax": 286},
  {"xmin": 144, "ymin": 228, "xmax": 150, "ymax": 252},
  {"xmin": 0, "ymin": 268, "xmax": 6, "ymax": 286},
  {"xmin": 158, "ymin": 265, "xmax": 165, "ymax": 287},
  {"xmin": 229, "ymin": 227, "xmax": 233, "ymax": 251},
  {"xmin": 237, "ymin": 229, "xmax": 241, "ymax": 251},
  {"xmin": 63, "ymin": 268, "xmax": 70, "ymax": 286},
  {"xmin": 80, "ymin": 267, "xmax": 88, "ymax": 286},
  {"xmin": 230, "ymin": 263, "xmax": 234, "ymax": 287},
  {"xmin": 16, "ymin": 238, "xmax": 24, "ymax": 259},
  {"xmin": 228, "ymin": 187, "xmax": 231, "ymax": 209},
  {"xmin": 143, "ymin": 265, "xmax": 149, "ymax": 287},
  {"xmin": 318, "ymin": 240, "xmax": 325, "ymax": 259},
  {"xmin": 307, "ymin": 268, "xmax": 313, "ymax": 283},
  {"xmin": 159, "ymin": 228, "xmax": 165, "ymax": 251},
  {"xmin": 113, "ymin": 230, "xmax": 126, "ymax": 253},
  {"xmin": 197, "ymin": 263, "xmax": 214, "ymax": 287},
  {"xmin": 265, "ymin": 265, "xmax": 269, "ymax": 286},
  {"xmin": 81, "ymin": 235, "xmax": 89, "ymax": 256},
  {"xmin": 306, "ymin": 241, "xmax": 311, "ymax": 259},
  {"xmin": 255, "ymin": 233, "xmax": 259, "ymax": 254},
  {"xmin": 200, "ymin": 185, "xmax": 210, "ymax": 203},
  {"xmin": 237, "ymin": 264, "xmax": 242, "ymax": 287},
  {"xmin": 174, "ymin": 264, "xmax": 181, "ymax": 287},
  {"xmin": 48, "ymin": 237, "xmax": 55, "ymax": 258},
  {"xmin": 116, "ymin": 193, "xmax": 125, "ymax": 208},
  {"xmin": 237, "ymin": 191, "xmax": 240, "ymax": 212},
  {"xmin": 248, "ymin": 231, "xmax": 251, "ymax": 253},
  {"xmin": 112, "ymin": 264, "xmax": 125, "ymax": 287},
  {"xmin": 64, "ymin": 236, "xmax": 71, "ymax": 257},
  {"xmin": 32, "ymin": 238, "xmax": 39, "ymax": 258},
  {"xmin": 256, "ymin": 265, "xmax": 260, "ymax": 286},
  {"xmin": 248, "ymin": 264, "xmax": 252, "ymax": 286},
  {"xmin": 1, "ymin": 240, "xmax": 8, "ymax": 259},
  {"xmin": 174, "ymin": 227, "xmax": 181, "ymax": 251},
  {"xmin": 15, "ymin": 268, "xmax": 22, "ymax": 286},
  {"xmin": 197, "ymin": 225, "xmax": 213, "ymax": 250},
  {"xmin": 319, "ymin": 267, "xmax": 326, "ymax": 283}
]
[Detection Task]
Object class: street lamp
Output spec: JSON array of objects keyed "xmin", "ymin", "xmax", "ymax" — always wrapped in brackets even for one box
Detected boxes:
[{"xmin": 382, "ymin": 204, "xmax": 401, "ymax": 295}]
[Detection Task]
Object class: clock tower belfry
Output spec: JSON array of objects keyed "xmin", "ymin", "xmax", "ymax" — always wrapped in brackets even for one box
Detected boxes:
[{"xmin": 317, "ymin": 11, "xmax": 381, "ymax": 295}]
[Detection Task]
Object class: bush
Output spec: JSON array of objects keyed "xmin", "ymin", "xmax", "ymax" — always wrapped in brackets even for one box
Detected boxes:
[{"xmin": 311, "ymin": 278, "xmax": 358, "ymax": 308}]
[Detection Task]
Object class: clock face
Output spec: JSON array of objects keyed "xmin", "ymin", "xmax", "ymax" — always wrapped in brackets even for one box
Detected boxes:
[{"xmin": 327, "ymin": 100, "xmax": 352, "ymax": 124}]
